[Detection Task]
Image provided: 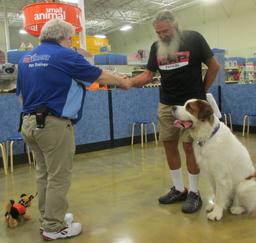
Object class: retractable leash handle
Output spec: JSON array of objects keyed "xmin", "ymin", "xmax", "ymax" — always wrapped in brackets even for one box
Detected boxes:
[{"xmin": 206, "ymin": 93, "xmax": 222, "ymax": 119}]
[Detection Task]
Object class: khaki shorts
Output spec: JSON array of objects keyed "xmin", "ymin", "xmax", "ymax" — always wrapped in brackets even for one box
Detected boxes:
[{"xmin": 157, "ymin": 103, "xmax": 193, "ymax": 143}]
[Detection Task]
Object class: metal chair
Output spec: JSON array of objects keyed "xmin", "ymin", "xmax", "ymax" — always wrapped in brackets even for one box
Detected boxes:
[
  {"xmin": 222, "ymin": 113, "xmax": 233, "ymax": 131},
  {"xmin": 131, "ymin": 121, "xmax": 158, "ymax": 148},
  {"xmin": 6, "ymin": 134, "xmax": 35, "ymax": 173},
  {"xmin": 0, "ymin": 139, "xmax": 8, "ymax": 175},
  {"xmin": 243, "ymin": 114, "xmax": 256, "ymax": 136}
]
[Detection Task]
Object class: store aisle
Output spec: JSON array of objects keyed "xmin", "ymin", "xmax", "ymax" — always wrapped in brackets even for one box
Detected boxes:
[{"xmin": 0, "ymin": 133, "xmax": 256, "ymax": 243}]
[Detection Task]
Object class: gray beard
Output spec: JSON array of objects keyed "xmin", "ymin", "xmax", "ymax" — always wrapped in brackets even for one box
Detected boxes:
[{"xmin": 157, "ymin": 32, "xmax": 181, "ymax": 61}]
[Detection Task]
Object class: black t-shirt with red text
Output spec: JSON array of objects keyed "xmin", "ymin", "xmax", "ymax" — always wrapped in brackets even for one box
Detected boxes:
[{"xmin": 147, "ymin": 30, "xmax": 213, "ymax": 105}]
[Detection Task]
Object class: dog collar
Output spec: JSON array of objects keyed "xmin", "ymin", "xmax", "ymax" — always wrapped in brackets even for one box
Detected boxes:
[{"xmin": 196, "ymin": 122, "xmax": 220, "ymax": 147}]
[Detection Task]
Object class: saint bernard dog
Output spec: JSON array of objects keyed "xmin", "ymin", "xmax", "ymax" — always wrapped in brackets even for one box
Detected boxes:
[{"xmin": 172, "ymin": 99, "xmax": 256, "ymax": 221}]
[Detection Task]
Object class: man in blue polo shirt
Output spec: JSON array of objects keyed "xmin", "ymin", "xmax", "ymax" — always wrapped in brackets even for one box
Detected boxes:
[{"xmin": 17, "ymin": 19, "xmax": 131, "ymax": 241}]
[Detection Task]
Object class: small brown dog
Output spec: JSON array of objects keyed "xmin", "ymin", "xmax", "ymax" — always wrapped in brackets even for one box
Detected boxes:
[{"xmin": 5, "ymin": 193, "xmax": 37, "ymax": 228}]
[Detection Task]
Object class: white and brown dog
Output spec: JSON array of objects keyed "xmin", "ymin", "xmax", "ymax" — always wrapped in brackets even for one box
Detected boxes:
[{"xmin": 172, "ymin": 99, "xmax": 256, "ymax": 221}]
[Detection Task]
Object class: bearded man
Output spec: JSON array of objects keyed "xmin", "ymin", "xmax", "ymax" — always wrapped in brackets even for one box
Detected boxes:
[{"xmin": 129, "ymin": 10, "xmax": 220, "ymax": 213}]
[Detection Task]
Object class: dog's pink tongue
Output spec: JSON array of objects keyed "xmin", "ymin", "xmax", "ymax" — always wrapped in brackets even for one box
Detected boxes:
[{"xmin": 174, "ymin": 120, "xmax": 193, "ymax": 129}]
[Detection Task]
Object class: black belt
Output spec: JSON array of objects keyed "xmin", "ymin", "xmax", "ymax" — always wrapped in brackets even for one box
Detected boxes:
[
  {"xmin": 20, "ymin": 112, "xmax": 72, "ymax": 131},
  {"xmin": 23, "ymin": 112, "xmax": 36, "ymax": 116},
  {"xmin": 23, "ymin": 112, "xmax": 54, "ymax": 116},
  {"xmin": 23, "ymin": 112, "xmax": 70, "ymax": 121}
]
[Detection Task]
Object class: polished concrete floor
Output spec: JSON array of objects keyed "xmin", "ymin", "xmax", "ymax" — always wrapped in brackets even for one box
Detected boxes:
[{"xmin": 1, "ymin": 132, "xmax": 256, "ymax": 243}]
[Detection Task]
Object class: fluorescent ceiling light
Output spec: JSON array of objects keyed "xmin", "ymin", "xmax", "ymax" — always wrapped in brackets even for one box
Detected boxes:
[
  {"xmin": 87, "ymin": 20, "xmax": 99, "ymax": 25},
  {"xmin": 19, "ymin": 29, "xmax": 27, "ymax": 34},
  {"xmin": 94, "ymin": 35, "xmax": 106, "ymax": 39},
  {"xmin": 120, "ymin": 25, "xmax": 132, "ymax": 31}
]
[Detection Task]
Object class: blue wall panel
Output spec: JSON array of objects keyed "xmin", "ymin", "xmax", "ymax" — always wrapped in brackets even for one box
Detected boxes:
[
  {"xmin": 74, "ymin": 90, "xmax": 110, "ymax": 145},
  {"xmin": 112, "ymin": 88, "xmax": 159, "ymax": 139},
  {"xmin": 0, "ymin": 91, "xmax": 111, "ymax": 155},
  {"xmin": 222, "ymin": 84, "xmax": 256, "ymax": 125},
  {"xmin": 0, "ymin": 94, "xmax": 23, "ymax": 155},
  {"xmin": 2, "ymin": 83, "xmax": 255, "ymax": 158}
]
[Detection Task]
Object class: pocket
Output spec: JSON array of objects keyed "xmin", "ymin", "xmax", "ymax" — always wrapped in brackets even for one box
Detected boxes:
[
  {"xmin": 21, "ymin": 116, "xmax": 35, "ymax": 138},
  {"xmin": 34, "ymin": 118, "xmax": 66, "ymax": 152}
]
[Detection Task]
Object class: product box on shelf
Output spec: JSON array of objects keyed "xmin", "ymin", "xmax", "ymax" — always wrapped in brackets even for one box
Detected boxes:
[{"xmin": 94, "ymin": 54, "xmax": 127, "ymax": 65}]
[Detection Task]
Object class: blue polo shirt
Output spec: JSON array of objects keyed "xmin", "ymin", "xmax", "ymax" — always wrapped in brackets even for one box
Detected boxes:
[{"xmin": 16, "ymin": 41, "xmax": 102, "ymax": 123}]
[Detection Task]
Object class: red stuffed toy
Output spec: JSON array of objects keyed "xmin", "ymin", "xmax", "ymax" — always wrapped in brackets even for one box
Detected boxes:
[{"xmin": 5, "ymin": 193, "xmax": 37, "ymax": 228}]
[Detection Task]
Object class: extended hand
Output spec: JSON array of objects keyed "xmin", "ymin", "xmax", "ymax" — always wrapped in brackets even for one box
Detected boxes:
[{"xmin": 118, "ymin": 78, "xmax": 133, "ymax": 90}]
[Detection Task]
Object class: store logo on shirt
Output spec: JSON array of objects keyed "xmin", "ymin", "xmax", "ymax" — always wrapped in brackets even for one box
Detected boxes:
[
  {"xmin": 158, "ymin": 51, "xmax": 190, "ymax": 70},
  {"xmin": 23, "ymin": 54, "xmax": 50, "ymax": 63},
  {"xmin": 23, "ymin": 56, "xmax": 32, "ymax": 63}
]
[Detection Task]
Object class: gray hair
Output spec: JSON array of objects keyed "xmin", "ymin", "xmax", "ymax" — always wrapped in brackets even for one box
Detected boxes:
[
  {"xmin": 39, "ymin": 18, "xmax": 75, "ymax": 43},
  {"xmin": 153, "ymin": 10, "xmax": 179, "ymax": 29}
]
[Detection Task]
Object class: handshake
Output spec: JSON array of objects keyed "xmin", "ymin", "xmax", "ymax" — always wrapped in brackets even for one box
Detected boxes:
[
  {"xmin": 74, "ymin": 47, "xmax": 146, "ymax": 90},
  {"xmin": 98, "ymin": 69, "xmax": 140, "ymax": 90},
  {"xmin": 115, "ymin": 74, "xmax": 134, "ymax": 90}
]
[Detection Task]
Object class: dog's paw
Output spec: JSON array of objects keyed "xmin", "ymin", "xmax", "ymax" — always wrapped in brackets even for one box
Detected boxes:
[
  {"xmin": 206, "ymin": 203, "xmax": 215, "ymax": 212},
  {"xmin": 207, "ymin": 206, "xmax": 223, "ymax": 221},
  {"xmin": 230, "ymin": 206, "xmax": 245, "ymax": 215}
]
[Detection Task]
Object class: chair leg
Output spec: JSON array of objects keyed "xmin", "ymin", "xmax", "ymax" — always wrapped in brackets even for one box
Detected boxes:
[
  {"xmin": 140, "ymin": 123, "xmax": 144, "ymax": 148},
  {"xmin": 144, "ymin": 124, "xmax": 147, "ymax": 144},
  {"xmin": 152, "ymin": 122, "xmax": 158, "ymax": 145},
  {"xmin": 10, "ymin": 141, "xmax": 14, "ymax": 173},
  {"xmin": 0, "ymin": 143, "xmax": 8, "ymax": 175},
  {"xmin": 131, "ymin": 123, "xmax": 135, "ymax": 146},
  {"xmin": 228, "ymin": 114, "xmax": 233, "ymax": 132},
  {"xmin": 242, "ymin": 115, "xmax": 248, "ymax": 136},
  {"xmin": 247, "ymin": 116, "xmax": 250, "ymax": 135},
  {"xmin": 224, "ymin": 114, "xmax": 227, "ymax": 126},
  {"xmin": 5, "ymin": 141, "xmax": 9, "ymax": 170}
]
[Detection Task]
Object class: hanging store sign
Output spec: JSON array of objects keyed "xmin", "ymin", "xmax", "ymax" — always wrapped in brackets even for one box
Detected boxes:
[{"xmin": 23, "ymin": 2, "xmax": 82, "ymax": 37}]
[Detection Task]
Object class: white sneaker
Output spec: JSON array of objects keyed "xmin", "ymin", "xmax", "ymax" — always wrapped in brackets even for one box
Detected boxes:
[
  {"xmin": 40, "ymin": 213, "xmax": 74, "ymax": 233},
  {"xmin": 42, "ymin": 222, "xmax": 82, "ymax": 240}
]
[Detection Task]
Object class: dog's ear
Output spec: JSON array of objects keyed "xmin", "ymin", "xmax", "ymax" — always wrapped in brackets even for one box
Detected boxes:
[{"xmin": 197, "ymin": 100, "xmax": 214, "ymax": 121}]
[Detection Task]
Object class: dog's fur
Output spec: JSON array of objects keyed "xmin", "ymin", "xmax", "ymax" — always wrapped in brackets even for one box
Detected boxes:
[{"xmin": 172, "ymin": 99, "xmax": 256, "ymax": 221}]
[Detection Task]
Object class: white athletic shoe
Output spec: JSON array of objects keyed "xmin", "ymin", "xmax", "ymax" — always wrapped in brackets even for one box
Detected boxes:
[
  {"xmin": 42, "ymin": 222, "xmax": 82, "ymax": 241},
  {"xmin": 40, "ymin": 213, "xmax": 74, "ymax": 233}
]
